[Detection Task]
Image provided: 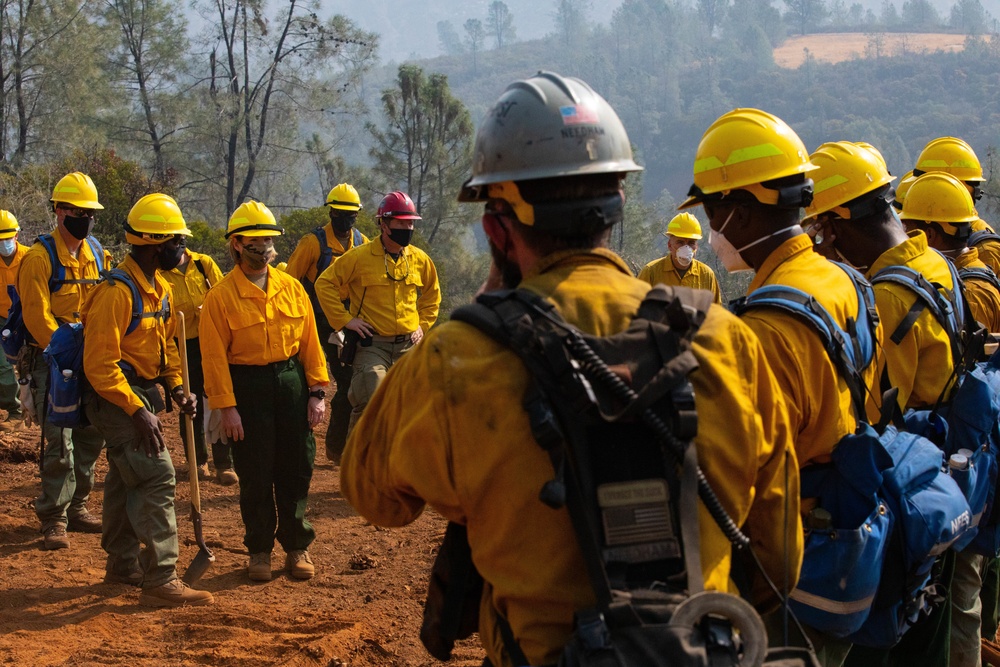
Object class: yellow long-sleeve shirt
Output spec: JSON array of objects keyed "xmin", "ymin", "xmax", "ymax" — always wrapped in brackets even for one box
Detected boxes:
[
  {"xmin": 160, "ymin": 250, "xmax": 225, "ymax": 340},
  {"xmin": 867, "ymin": 231, "xmax": 955, "ymax": 411},
  {"xmin": 342, "ymin": 248, "xmax": 801, "ymax": 667},
  {"xmin": 741, "ymin": 234, "xmax": 882, "ymax": 467},
  {"xmin": 972, "ymin": 217, "xmax": 1000, "ymax": 276},
  {"xmin": 285, "ymin": 223, "xmax": 369, "ymax": 284},
  {"xmin": 17, "ymin": 232, "xmax": 112, "ymax": 348},
  {"xmin": 81, "ymin": 256, "xmax": 181, "ymax": 416},
  {"xmin": 637, "ymin": 256, "xmax": 722, "ymax": 303},
  {"xmin": 0, "ymin": 242, "xmax": 29, "ymax": 316},
  {"xmin": 199, "ymin": 265, "xmax": 329, "ymax": 410},
  {"xmin": 953, "ymin": 246, "xmax": 1000, "ymax": 334},
  {"xmin": 314, "ymin": 238, "xmax": 440, "ymax": 336}
]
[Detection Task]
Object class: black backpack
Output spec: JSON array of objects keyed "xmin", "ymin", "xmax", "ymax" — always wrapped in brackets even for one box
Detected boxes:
[{"xmin": 421, "ymin": 285, "xmax": 818, "ymax": 667}]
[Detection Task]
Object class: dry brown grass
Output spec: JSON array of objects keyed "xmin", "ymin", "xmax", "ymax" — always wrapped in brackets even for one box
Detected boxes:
[{"xmin": 773, "ymin": 32, "xmax": 990, "ymax": 68}]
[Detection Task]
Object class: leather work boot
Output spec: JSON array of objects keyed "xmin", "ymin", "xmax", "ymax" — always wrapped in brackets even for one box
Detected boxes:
[
  {"xmin": 216, "ymin": 468, "xmax": 239, "ymax": 486},
  {"xmin": 68, "ymin": 511, "xmax": 102, "ymax": 533},
  {"xmin": 285, "ymin": 550, "xmax": 315, "ymax": 580},
  {"xmin": 248, "ymin": 552, "xmax": 272, "ymax": 581},
  {"xmin": 42, "ymin": 525, "xmax": 70, "ymax": 550},
  {"xmin": 104, "ymin": 565, "xmax": 143, "ymax": 586},
  {"xmin": 0, "ymin": 416, "xmax": 23, "ymax": 432},
  {"xmin": 197, "ymin": 463, "xmax": 210, "ymax": 480},
  {"xmin": 138, "ymin": 579, "xmax": 214, "ymax": 607}
]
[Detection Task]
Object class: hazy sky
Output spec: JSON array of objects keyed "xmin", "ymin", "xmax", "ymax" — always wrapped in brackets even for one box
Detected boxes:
[{"xmin": 316, "ymin": 0, "xmax": 1000, "ymax": 63}]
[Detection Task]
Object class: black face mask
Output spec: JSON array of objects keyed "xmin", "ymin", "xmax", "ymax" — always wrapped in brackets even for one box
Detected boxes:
[
  {"xmin": 330, "ymin": 211, "xmax": 357, "ymax": 235},
  {"xmin": 386, "ymin": 227, "xmax": 413, "ymax": 248},
  {"xmin": 64, "ymin": 215, "xmax": 94, "ymax": 241},
  {"xmin": 157, "ymin": 244, "xmax": 185, "ymax": 271}
]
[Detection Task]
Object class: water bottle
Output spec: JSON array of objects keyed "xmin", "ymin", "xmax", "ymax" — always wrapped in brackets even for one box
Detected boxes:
[
  {"xmin": 807, "ymin": 507, "xmax": 833, "ymax": 531},
  {"xmin": 62, "ymin": 369, "xmax": 73, "ymax": 381},
  {"xmin": 950, "ymin": 453, "xmax": 972, "ymax": 498}
]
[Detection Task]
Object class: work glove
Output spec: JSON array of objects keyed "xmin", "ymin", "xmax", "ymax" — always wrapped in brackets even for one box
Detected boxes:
[
  {"xmin": 19, "ymin": 380, "xmax": 35, "ymax": 428},
  {"xmin": 206, "ymin": 407, "xmax": 228, "ymax": 445}
]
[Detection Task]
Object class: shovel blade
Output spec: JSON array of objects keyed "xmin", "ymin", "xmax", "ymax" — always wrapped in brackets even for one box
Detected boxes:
[{"xmin": 182, "ymin": 547, "xmax": 215, "ymax": 585}]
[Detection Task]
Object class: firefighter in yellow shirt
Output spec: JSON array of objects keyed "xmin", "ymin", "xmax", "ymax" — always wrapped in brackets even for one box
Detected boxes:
[
  {"xmin": 314, "ymin": 191, "xmax": 440, "ymax": 434},
  {"xmin": 200, "ymin": 201, "xmax": 329, "ymax": 583},
  {"xmin": 680, "ymin": 110, "xmax": 885, "ymax": 666},
  {"xmin": 637, "ymin": 212, "xmax": 722, "ymax": 303},
  {"xmin": 804, "ymin": 142, "xmax": 956, "ymax": 414},
  {"xmin": 341, "ymin": 72, "xmax": 801, "ymax": 667},
  {"xmin": 161, "ymin": 245, "xmax": 236, "ymax": 485},
  {"xmin": 0, "ymin": 210, "xmax": 27, "ymax": 430},
  {"xmin": 19, "ymin": 172, "xmax": 111, "ymax": 550},
  {"xmin": 81, "ymin": 193, "xmax": 213, "ymax": 607},
  {"xmin": 285, "ymin": 183, "xmax": 369, "ymax": 462},
  {"xmin": 803, "ymin": 143, "xmax": 964, "ymax": 667},
  {"xmin": 913, "ymin": 137, "xmax": 1000, "ymax": 276},
  {"xmin": 900, "ymin": 172, "xmax": 1000, "ymax": 335}
]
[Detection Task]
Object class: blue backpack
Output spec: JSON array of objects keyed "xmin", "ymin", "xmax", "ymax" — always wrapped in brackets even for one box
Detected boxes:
[
  {"xmin": 301, "ymin": 226, "xmax": 362, "ymax": 324},
  {"xmin": 43, "ymin": 268, "xmax": 169, "ymax": 428},
  {"xmin": 2, "ymin": 234, "xmax": 105, "ymax": 363},
  {"xmin": 873, "ymin": 260, "xmax": 1000, "ymax": 557},
  {"xmin": 732, "ymin": 263, "xmax": 973, "ymax": 645}
]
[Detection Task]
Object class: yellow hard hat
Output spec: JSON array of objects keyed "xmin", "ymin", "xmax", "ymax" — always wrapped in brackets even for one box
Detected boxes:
[
  {"xmin": 325, "ymin": 183, "xmax": 362, "ymax": 211},
  {"xmin": 680, "ymin": 108, "xmax": 817, "ymax": 209},
  {"xmin": 0, "ymin": 210, "xmax": 19, "ymax": 239},
  {"xmin": 50, "ymin": 172, "xmax": 103, "ymax": 210},
  {"xmin": 899, "ymin": 172, "xmax": 977, "ymax": 236},
  {"xmin": 226, "ymin": 200, "xmax": 283, "ymax": 238},
  {"xmin": 665, "ymin": 212, "xmax": 703, "ymax": 240},
  {"xmin": 125, "ymin": 194, "xmax": 191, "ymax": 243},
  {"xmin": 892, "ymin": 170, "xmax": 916, "ymax": 211},
  {"xmin": 915, "ymin": 137, "xmax": 984, "ymax": 182},
  {"xmin": 854, "ymin": 142, "xmax": 888, "ymax": 172},
  {"xmin": 805, "ymin": 142, "xmax": 895, "ymax": 220},
  {"xmin": 275, "ymin": 261, "xmax": 288, "ymax": 272}
]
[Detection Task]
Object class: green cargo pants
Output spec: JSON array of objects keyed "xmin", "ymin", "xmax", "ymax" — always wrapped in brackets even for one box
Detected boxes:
[
  {"xmin": 981, "ymin": 557, "xmax": 1000, "ymax": 641},
  {"xmin": 0, "ymin": 316, "xmax": 20, "ymax": 416},
  {"xmin": 229, "ymin": 357, "xmax": 315, "ymax": 554},
  {"xmin": 86, "ymin": 391, "xmax": 178, "ymax": 588},
  {"xmin": 30, "ymin": 350, "xmax": 105, "ymax": 531}
]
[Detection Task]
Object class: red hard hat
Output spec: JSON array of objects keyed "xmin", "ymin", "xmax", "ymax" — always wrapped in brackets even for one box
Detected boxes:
[{"xmin": 377, "ymin": 191, "xmax": 421, "ymax": 220}]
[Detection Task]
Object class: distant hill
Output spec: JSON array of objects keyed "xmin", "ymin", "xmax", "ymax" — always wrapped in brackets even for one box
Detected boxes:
[{"xmin": 774, "ymin": 32, "xmax": 990, "ymax": 68}]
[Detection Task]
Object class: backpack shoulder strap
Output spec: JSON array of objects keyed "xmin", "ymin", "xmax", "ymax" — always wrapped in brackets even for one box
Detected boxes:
[
  {"xmin": 85, "ymin": 236, "xmax": 105, "ymax": 274},
  {"xmin": 871, "ymin": 261, "xmax": 967, "ymax": 366},
  {"xmin": 312, "ymin": 227, "xmax": 333, "ymax": 274},
  {"xmin": 192, "ymin": 255, "xmax": 211, "ymax": 288},
  {"xmin": 959, "ymin": 266, "xmax": 1000, "ymax": 292},
  {"xmin": 731, "ymin": 263, "xmax": 875, "ymax": 421},
  {"xmin": 102, "ymin": 269, "xmax": 169, "ymax": 336},
  {"xmin": 969, "ymin": 230, "xmax": 1000, "ymax": 247},
  {"xmin": 37, "ymin": 234, "xmax": 64, "ymax": 291}
]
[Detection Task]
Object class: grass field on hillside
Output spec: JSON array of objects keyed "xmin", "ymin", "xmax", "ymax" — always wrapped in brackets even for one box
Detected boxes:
[{"xmin": 774, "ymin": 32, "xmax": 989, "ymax": 68}]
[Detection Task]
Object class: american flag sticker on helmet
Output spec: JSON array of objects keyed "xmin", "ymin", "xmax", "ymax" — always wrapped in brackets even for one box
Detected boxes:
[{"xmin": 560, "ymin": 104, "xmax": 599, "ymax": 125}]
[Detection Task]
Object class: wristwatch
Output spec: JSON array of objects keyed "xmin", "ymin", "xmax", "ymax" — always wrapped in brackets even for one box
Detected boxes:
[{"xmin": 309, "ymin": 389, "xmax": 326, "ymax": 400}]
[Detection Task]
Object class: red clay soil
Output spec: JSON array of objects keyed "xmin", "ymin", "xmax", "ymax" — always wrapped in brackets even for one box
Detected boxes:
[{"xmin": 0, "ymin": 407, "xmax": 485, "ymax": 666}]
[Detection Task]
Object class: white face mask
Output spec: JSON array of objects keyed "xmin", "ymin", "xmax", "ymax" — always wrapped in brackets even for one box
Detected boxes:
[
  {"xmin": 708, "ymin": 210, "xmax": 752, "ymax": 273},
  {"xmin": 0, "ymin": 238, "xmax": 15, "ymax": 257},
  {"xmin": 674, "ymin": 245, "xmax": 695, "ymax": 266}
]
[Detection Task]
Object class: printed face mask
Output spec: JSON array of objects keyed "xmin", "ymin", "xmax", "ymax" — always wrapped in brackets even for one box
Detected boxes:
[
  {"xmin": 674, "ymin": 245, "xmax": 695, "ymax": 267},
  {"xmin": 239, "ymin": 240, "xmax": 276, "ymax": 271},
  {"xmin": 708, "ymin": 210, "xmax": 752, "ymax": 273}
]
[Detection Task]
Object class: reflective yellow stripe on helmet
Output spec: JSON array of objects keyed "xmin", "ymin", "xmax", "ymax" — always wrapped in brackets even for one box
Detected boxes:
[{"xmin": 693, "ymin": 143, "xmax": 786, "ymax": 175}]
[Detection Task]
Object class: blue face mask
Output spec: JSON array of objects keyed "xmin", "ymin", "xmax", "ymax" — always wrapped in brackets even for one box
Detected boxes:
[{"xmin": 0, "ymin": 238, "xmax": 16, "ymax": 257}]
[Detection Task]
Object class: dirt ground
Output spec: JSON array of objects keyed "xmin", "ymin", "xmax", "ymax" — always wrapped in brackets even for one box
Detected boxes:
[{"xmin": 0, "ymin": 406, "xmax": 485, "ymax": 666}]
